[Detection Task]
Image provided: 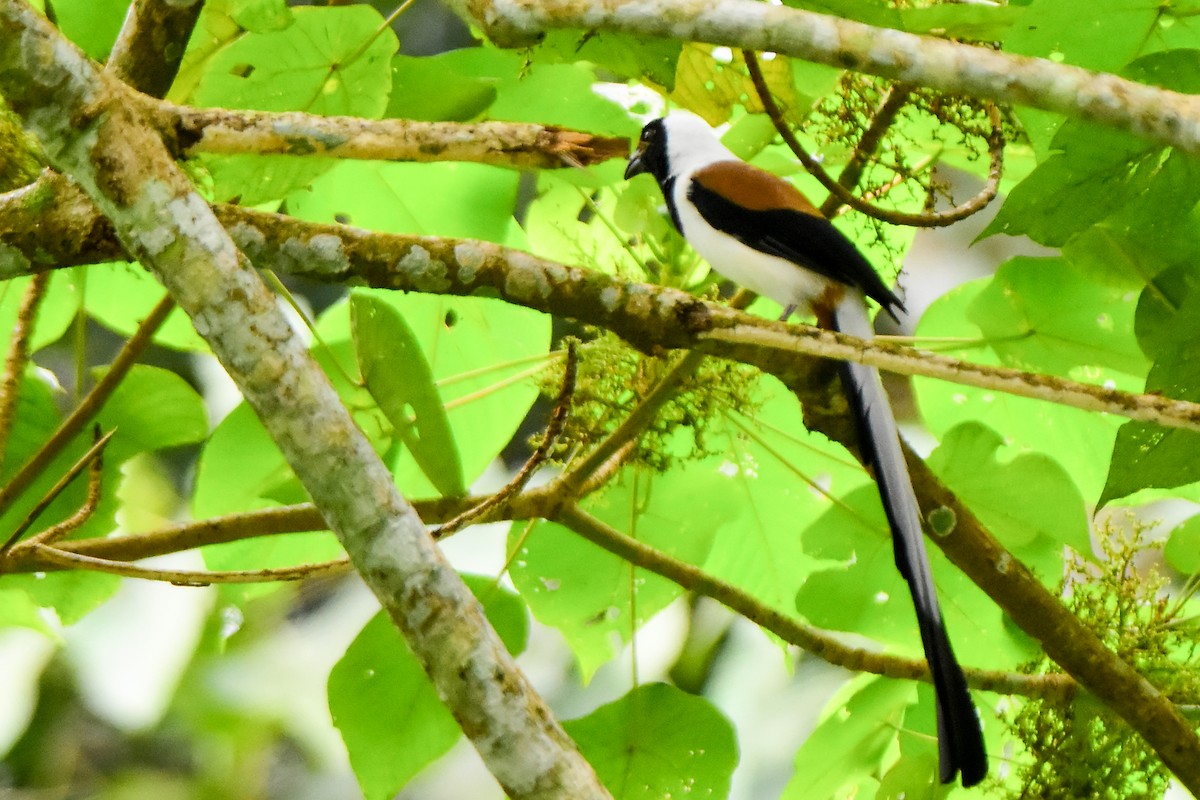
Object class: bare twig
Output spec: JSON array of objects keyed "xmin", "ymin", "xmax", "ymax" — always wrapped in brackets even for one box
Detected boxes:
[
  {"xmin": 19, "ymin": 424, "xmax": 107, "ymax": 548},
  {"xmin": 744, "ymin": 51, "xmax": 1002, "ymax": 226},
  {"xmin": 434, "ymin": 341, "xmax": 578, "ymax": 537},
  {"xmin": 0, "ymin": 294, "xmax": 173, "ymax": 519},
  {"xmin": 0, "ymin": 426, "xmax": 115, "ymax": 554},
  {"xmin": 147, "ymin": 102, "xmax": 629, "ymax": 170},
  {"xmin": 0, "ymin": 272, "xmax": 49, "ymax": 468},
  {"xmin": 31, "ymin": 544, "xmax": 351, "ymax": 585},
  {"xmin": 554, "ymin": 502, "xmax": 1070, "ymax": 700}
]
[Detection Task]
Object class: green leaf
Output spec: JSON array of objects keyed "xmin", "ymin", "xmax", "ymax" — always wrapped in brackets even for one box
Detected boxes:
[
  {"xmin": 287, "ymin": 159, "xmax": 520, "ymax": 245},
  {"xmin": 509, "ymin": 465, "xmax": 725, "ymax": 680},
  {"xmin": 980, "ymin": 125, "xmax": 1159, "ymax": 247},
  {"xmin": 314, "ymin": 291, "xmax": 549, "ymax": 495},
  {"xmin": 1135, "ymin": 261, "xmax": 1200, "ymax": 360},
  {"xmin": 781, "ymin": 676, "xmax": 914, "ymax": 800},
  {"xmin": 702, "ymin": 376, "xmax": 871, "ymax": 617},
  {"xmin": 913, "ymin": 276, "xmax": 1132, "ymax": 501},
  {"xmin": 85, "ymin": 263, "xmax": 208, "ymax": 352},
  {"xmin": 96, "ymin": 365, "xmax": 209, "ymax": 460},
  {"xmin": 532, "ymin": 31, "xmax": 682, "ymax": 89},
  {"xmin": 898, "ymin": 3, "xmax": 1019, "ymax": 39},
  {"xmin": 187, "ymin": 5, "xmax": 399, "ymax": 204},
  {"xmin": 329, "ymin": 576, "xmax": 527, "ymax": 800},
  {"xmin": 795, "ymin": 484, "xmax": 1016, "ymax": 667},
  {"xmin": 985, "ymin": 50, "xmax": 1200, "ymax": 242},
  {"xmin": 967, "ymin": 257, "xmax": 1146, "ymax": 379},
  {"xmin": 351, "ymin": 292, "xmax": 465, "ymax": 498},
  {"xmin": 190, "ymin": 5, "xmax": 396, "ymax": 116},
  {"xmin": 927, "ymin": 422, "xmax": 1088, "ymax": 554},
  {"xmin": 193, "ymin": 402, "xmax": 297, "ymax": 518},
  {"xmin": 0, "ymin": 587, "xmax": 59, "ymax": 636},
  {"xmin": 0, "ymin": 272, "xmax": 80, "ymax": 355},
  {"xmin": 563, "ymin": 683, "xmax": 738, "ymax": 800},
  {"xmin": 386, "ymin": 54, "xmax": 498, "ymax": 122},
  {"xmin": 1001, "ymin": 0, "xmax": 1157, "ymax": 70},
  {"xmin": 1165, "ymin": 516, "xmax": 1200, "ymax": 574},
  {"xmin": 1099, "ymin": 350, "xmax": 1200, "ymax": 507},
  {"xmin": 51, "ymin": 0, "xmax": 130, "ymax": 60}
]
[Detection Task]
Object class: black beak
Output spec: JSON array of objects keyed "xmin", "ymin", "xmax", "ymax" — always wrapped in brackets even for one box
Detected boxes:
[{"xmin": 624, "ymin": 144, "xmax": 647, "ymax": 180}]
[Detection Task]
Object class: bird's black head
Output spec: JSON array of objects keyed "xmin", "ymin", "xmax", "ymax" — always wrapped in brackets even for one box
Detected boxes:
[{"xmin": 624, "ymin": 117, "xmax": 670, "ymax": 183}]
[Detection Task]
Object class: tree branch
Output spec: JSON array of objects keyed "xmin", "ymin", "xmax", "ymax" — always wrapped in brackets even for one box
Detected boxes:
[
  {"xmin": 453, "ymin": 0, "xmax": 1200, "ymax": 154},
  {"xmin": 554, "ymin": 502, "xmax": 1071, "ymax": 700},
  {"xmin": 105, "ymin": 0, "xmax": 204, "ymax": 97},
  {"xmin": 0, "ymin": 272, "xmax": 48, "ymax": 468},
  {"xmin": 0, "ymin": 5, "xmax": 610, "ymax": 798},
  {"xmin": 142, "ymin": 100, "xmax": 629, "ymax": 169},
  {"xmin": 1, "ymin": 178, "xmax": 1194, "ymax": 434}
]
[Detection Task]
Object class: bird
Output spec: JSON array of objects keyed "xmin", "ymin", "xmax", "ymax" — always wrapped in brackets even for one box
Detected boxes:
[{"xmin": 625, "ymin": 110, "xmax": 988, "ymax": 788}]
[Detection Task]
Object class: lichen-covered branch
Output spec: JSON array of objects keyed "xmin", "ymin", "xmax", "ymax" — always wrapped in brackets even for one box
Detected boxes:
[
  {"xmin": 106, "ymin": 0, "xmax": 204, "ymax": 97},
  {"xmin": 142, "ymin": 101, "xmax": 629, "ymax": 169},
  {"xmin": 0, "ymin": 4, "xmax": 609, "ymax": 798},
  {"xmin": 2, "ymin": 174, "xmax": 1198, "ymax": 435},
  {"xmin": 454, "ymin": 0, "xmax": 1200, "ymax": 155}
]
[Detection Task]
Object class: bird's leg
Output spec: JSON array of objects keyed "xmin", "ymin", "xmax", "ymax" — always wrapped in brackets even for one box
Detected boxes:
[{"xmin": 779, "ymin": 303, "xmax": 797, "ymax": 322}]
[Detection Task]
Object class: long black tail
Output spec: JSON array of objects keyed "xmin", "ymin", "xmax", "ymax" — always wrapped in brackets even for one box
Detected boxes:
[{"xmin": 831, "ymin": 297, "xmax": 987, "ymax": 788}]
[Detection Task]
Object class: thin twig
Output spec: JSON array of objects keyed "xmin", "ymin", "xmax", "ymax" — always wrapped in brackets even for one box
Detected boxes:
[
  {"xmin": 434, "ymin": 341, "xmax": 578, "ymax": 536},
  {"xmin": 555, "ymin": 502, "xmax": 1071, "ymax": 700},
  {"xmin": 0, "ymin": 272, "xmax": 49, "ymax": 469},
  {"xmin": 0, "ymin": 294, "xmax": 174, "ymax": 519},
  {"xmin": 744, "ymin": 51, "xmax": 1003, "ymax": 226},
  {"xmin": 0, "ymin": 427, "xmax": 116, "ymax": 554},
  {"xmin": 31, "ymin": 544, "xmax": 352, "ymax": 585},
  {"xmin": 20, "ymin": 424, "xmax": 107, "ymax": 548}
]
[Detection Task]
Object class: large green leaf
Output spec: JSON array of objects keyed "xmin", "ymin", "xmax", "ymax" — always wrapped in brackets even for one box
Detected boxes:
[
  {"xmin": 781, "ymin": 676, "xmax": 914, "ymax": 799},
  {"xmin": 927, "ymin": 423, "xmax": 1086, "ymax": 571},
  {"xmin": 286, "ymin": 159, "xmax": 521, "ymax": 245},
  {"xmin": 795, "ymin": 481, "xmax": 1024, "ymax": 670},
  {"xmin": 509, "ymin": 465, "xmax": 726, "ymax": 680},
  {"xmin": 532, "ymin": 31, "xmax": 682, "ymax": 89},
  {"xmin": 1099, "ymin": 350, "xmax": 1200, "ymax": 507},
  {"xmin": 980, "ymin": 125, "xmax": 1159, "ymax": 247},
  {"xmin": 966, "ymin": 257, "xmax": 1146, "ymax": 378},
  {"xmin": 314, "ymin": 290, "xmax": 549, "ymax": 497},
  {"xmin": 84, "ymin": 263, "xmax": 208, "ymax": 351},
  {"xmin": 701, "ymin": 376, "xmax": 871, "ymax": 617},
  {"xmin": 51, "ymin": 0, "xmax": 130, "ymax": 60},
  {"xmin": 999, "ymin": 0, "xmax": 1163, "ymax": 153},
  {"xmin": 563, "ymin": 683, "xmax": 738, "ymax": 800},
  {"xmin": 193, "ymin": 402, "xmax": 297, "ymax": 519},
  {"xmin": 329, "ymin": 576, "xmax": 527, "ymax": 800},
  {"xmin": 0, "ymin": 272, "xmax": 80, "ymax": 355},
  {"xmin": 350, "ymin": 292, "xmax": 464, "ymax": 498},
  {"xmin": 985, "ymin": 50, "xmax": 1200, "ymax": 236},
  {"xmin": 1165, "ymin": 515, "xmax": 1200, "ymax": 574},
  {"xmin": 912, "ymin": 276, "xmax": 1131, "ymax": 501},
  {"xmin": 187, "ymin": 5, "xmax": 398, "ymax": 204}
]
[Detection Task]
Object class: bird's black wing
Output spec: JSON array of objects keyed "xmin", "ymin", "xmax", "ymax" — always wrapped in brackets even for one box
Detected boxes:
[{"xmin": 688, "ymin": 180, "xmax": 904, "ymax": 317}]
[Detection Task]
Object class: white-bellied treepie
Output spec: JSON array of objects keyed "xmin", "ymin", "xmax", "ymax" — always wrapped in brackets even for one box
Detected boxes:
[{"xmin": 625, "ymin": 111, "xmax": 987, "ymax": 788}]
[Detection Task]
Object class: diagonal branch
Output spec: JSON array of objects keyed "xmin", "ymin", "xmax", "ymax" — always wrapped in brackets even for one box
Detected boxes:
[
  {"xmin": 452, "ymin": 0, "xmax": 1200, "ymax": 155},
  {"xmin": 0, "ymin": 178, "xmax": 1194, "ymax": 434},
  {"xmin": 106, "ymin": 0, "xmax": 204, "ymax": 97},
  {"xmin": 0, "ymin": 5, "xmax": 609, "ymax": 799}
]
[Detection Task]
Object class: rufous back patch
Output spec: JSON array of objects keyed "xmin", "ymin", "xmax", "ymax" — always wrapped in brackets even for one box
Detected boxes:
[{"xmin": 692, "ymin": 161, "xmax": 822, "ymax": 217}]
